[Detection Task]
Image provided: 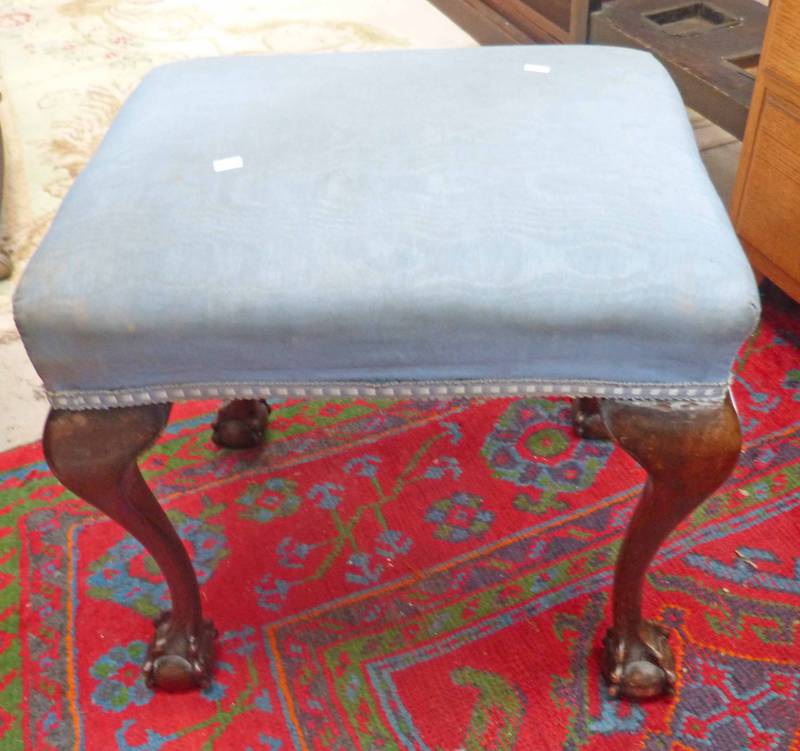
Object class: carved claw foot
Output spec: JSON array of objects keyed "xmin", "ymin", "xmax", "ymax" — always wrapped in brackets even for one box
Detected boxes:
[
  {"xmin": 212, "ymin": 399, "xmax": 270, "ymax": 449},
  {"xmin": 144, "ymin": 611, "xmax": 217, "ymax": 692},
  {"xmin": 602, "ymin": 621, "xmax": 676, "ymax": 700},
  {"xmin": 572, "ymin": 398, "xmax": 612, "ymax": 441}
]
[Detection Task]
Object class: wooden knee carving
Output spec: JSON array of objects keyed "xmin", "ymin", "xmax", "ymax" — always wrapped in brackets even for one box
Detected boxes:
[
  {"xmin": 43, "ymin": 405, "xmax": 217, "ymax": 691},
  {"xmin": 572, "ymin": 397, "xmax": 612, "ymax": 440}
]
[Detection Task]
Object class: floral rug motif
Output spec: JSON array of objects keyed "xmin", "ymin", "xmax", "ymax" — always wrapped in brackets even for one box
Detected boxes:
[{"xmin": 0, "ymin": 286, "xmax": 798, "ymax": 750}]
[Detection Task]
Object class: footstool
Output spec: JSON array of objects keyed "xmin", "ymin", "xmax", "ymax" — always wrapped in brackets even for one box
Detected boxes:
[{"xmin": 13, "ymin": 46, "xmax": 760, "ymax": 700}]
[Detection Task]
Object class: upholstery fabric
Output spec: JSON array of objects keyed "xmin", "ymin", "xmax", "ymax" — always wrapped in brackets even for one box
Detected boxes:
[{"xmin": 13, "ymin": 46, "xmax": 760, "ymax": 408}]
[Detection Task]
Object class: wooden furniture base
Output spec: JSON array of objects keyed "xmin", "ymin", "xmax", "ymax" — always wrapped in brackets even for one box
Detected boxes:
[
  {"xmin": 42, "ymin": 394, "xmax": 741, "ymax": 698},
  {"xmin": 588, "ymin": 0, "xmax": 768, "ymax": 139}
]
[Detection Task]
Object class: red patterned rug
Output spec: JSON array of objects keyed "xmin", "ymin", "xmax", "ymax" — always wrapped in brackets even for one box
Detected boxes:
[{"xmin": 2, "ymin": 285, "xmax": 799, "ymax": 751}]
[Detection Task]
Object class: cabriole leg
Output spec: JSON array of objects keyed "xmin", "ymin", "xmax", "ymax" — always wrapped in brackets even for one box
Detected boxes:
[
  {"xmin": 43, "ymin": 404, "xmax": 216, "ymax": 691},
  {"xmin": 599, "ymin": 393, "xmax": 741, "ymax": 699}
]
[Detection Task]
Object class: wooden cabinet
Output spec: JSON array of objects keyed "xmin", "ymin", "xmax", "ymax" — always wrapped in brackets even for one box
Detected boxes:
[{"xmin": 731, "ymin": 0, "xmax": 800, "ymax": 300}]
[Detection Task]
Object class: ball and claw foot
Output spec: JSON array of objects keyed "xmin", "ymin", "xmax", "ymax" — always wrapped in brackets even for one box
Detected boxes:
[
  {"xmin": 212, "ymin": 399, "xmax": 271, "ymax": 449},
  {"xmin": 602, "ymin": 621, "xmax": 677, "ymax": 700},
  {"xmin": 144, "ymin": 611, "xmax": 218, "ymax": 692},
  {"xmin": 572, "ymin": 398, "xmax": 612, "ymax": 441}
]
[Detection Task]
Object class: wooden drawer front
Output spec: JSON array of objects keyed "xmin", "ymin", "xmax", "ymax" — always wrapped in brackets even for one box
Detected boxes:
[
  {"xmin": 737, "ymin": 92, "xmax": 800, "ymax": 278},
  {"xmin": 766, "ymin": 0, "xmax": 800, "ymax": 89}
]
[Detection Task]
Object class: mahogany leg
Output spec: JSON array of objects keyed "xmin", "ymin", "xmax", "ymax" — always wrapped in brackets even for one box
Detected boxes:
[
  {"xmin": 211, "ymin": 398, "xmax": 270, "ymax": 449},
  {"xmin": 598, "ymin": 393, "xmax": 741, "ymax": 699},
  {"xmin": 572, "ymin": 397, "xmax": 612, "ymax": 440},
  {"xmin": 43, "ymin": 405, "xmax": 216, "ymax": 691}
]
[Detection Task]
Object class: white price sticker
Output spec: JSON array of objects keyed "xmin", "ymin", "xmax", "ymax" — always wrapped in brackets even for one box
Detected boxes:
[
  {"xmin": 213, "ymin": 155, "xmax": 244, "ymax": 173},
  {"xmin": 523, "ymin": 64, "xmax": 551, "ymax": 74}
]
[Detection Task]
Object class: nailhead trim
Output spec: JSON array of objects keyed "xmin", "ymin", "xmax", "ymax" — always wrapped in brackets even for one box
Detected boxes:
[{"xmin": 46, "ymin": 379, "xmax": 730, "ymax": 410}]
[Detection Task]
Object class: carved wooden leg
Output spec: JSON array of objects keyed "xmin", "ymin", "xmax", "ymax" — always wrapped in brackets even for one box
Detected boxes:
[
  {"xmin": 212, "ymin": 398, "xmax": 270, "ymax": 449},
  {"xmin": 598, "ymin": 393, "xmax": 741, "ymax": 699},
  {"xmin": 572, "ymin": 397, "xmax": 612, "ymax": 440},
  {"xmin": 43, "ymin": 405, "xmax": 216, "ymax": 691}
]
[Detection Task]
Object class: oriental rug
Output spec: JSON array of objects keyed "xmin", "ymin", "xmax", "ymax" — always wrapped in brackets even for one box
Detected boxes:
[{"xmin": 1, "ymin": 286, "xmax": 799, "ymax": 750}]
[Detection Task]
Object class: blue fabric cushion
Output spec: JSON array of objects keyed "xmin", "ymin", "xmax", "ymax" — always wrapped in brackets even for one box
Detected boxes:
[{"xmin": 14, "ymin": 46, "xmax": 760, "ymax": 409}]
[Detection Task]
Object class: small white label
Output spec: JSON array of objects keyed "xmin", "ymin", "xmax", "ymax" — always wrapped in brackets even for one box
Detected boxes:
[
  {"xmin": 213, "ymin": 155, "xmax": 243, "ymax": 173},
  {"xmin": 523, "ymin": 63, "xmax": 551, "ymax": 74}
]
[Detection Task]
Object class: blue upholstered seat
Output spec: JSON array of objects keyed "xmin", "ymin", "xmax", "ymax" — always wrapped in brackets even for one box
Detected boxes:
[{"xmin": 14, "ymin": 46, "xmax": 760, "ymax": 409}]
